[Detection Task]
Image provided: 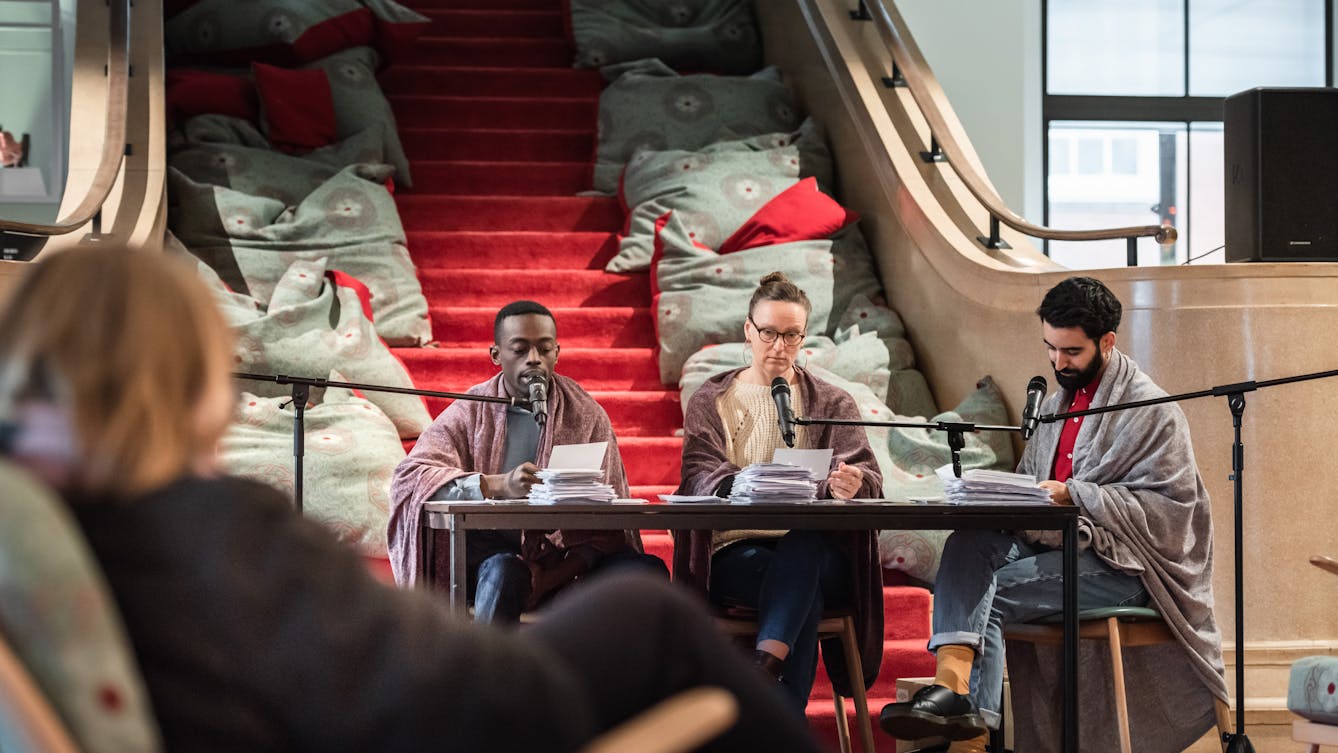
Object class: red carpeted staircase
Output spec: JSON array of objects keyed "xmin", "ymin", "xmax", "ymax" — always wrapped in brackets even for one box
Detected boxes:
[{"xmin": 386, "ymin": 1, "xmax": 933, "ymax": 748}]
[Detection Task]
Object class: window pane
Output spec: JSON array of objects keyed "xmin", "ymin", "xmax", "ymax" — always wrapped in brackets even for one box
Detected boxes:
[
  {"xmin": 1047, "ymin": 122, "xmax": 1186, "ymax": 269},
  {"xmin": 1047, "ymin": 0, "xmax": 1184, "ymax": 96},
  {"xmin": 1189, "ymin": 0, "xmax": 1325, "ymax": 96},
  {"xmin": 1186, "ymin": 123, "xmax": 1225, "ymax": 264}
]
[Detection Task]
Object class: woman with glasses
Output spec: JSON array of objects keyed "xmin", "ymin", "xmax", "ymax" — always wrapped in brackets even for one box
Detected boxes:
[{"xmin": 674, "ymin": 271, "xmax": 885, "ymax": 710}]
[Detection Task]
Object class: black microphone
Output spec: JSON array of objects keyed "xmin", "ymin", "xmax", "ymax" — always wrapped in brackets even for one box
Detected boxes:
[
  {"xmin": 1021, "ymin": 375, "xmax": 1047, "ymax": 440},
  {"xmin": 527, "ymin": 379, "xmax": 548, "ymax": 427},
  {"xmin": 770, "ymin": 376, "xmax": 796, "ymax": 448}
]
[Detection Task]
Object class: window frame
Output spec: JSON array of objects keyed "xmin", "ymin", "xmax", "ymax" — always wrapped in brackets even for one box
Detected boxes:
[{"xmin": 1040, "ymin": 0, "xmax": 1335, "ymax": 261}]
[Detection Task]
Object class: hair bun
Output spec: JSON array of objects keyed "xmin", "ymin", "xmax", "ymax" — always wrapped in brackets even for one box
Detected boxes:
[{"xmin": 758, "ymin": 271, "xmax": 792, "ymax": 287}]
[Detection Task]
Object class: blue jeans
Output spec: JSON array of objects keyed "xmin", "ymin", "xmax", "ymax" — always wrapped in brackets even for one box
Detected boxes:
[
  {"xmin": 929, "ymin": 529, "xmax": 1149, "ymax": 726},
  {"xmin": 709, "ymin": 531, "xmax": 851, "ymax": 710},
  {"xmin": 468, "ymin": 531, "xmax": 668, "ymax": 625}
]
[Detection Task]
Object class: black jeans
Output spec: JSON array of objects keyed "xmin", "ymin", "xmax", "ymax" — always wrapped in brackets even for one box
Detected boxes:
[{"xmin": 529, "ymin": 573, "xmax": 825, "ymax": 753}]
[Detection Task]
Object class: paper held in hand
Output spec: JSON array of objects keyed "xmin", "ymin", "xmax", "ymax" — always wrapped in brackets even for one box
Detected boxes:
[
  {"xmin": 527, "ymin": 442, "xmax": 614, "ymax": 504},
  {"xmin": 935, "ymin": 465, "xmax": 1053, "ymax": 505}
]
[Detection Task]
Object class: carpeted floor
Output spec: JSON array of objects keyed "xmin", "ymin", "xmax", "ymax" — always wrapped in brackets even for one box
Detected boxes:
[{"xmin": 387, "ymin": 1, "xmax": 934, "ymax": 747}]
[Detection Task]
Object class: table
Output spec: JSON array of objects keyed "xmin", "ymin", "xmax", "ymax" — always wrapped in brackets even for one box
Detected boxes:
[{"xmin": 420, "ymin": 499, "xmax": 1081, "ymax": 752}]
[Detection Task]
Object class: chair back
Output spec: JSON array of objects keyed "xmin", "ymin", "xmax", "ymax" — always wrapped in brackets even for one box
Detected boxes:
[{"xmin": 0, "ymin": 462, "xmax": 162, "ymax": 753}]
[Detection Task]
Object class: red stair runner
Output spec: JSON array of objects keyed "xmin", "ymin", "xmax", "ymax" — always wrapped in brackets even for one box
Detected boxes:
[{"xmin": 388, "ymin": 5, "xmax": 930, "ymax": 749}]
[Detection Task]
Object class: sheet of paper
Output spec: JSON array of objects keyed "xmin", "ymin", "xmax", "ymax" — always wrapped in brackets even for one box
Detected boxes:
[
  {"xmin": 772, "ymin": 447, "xmax": 834, "ymax": 482},
  {"xmin": 546, "ymin": 441, "xmax": 607, "ymax": 471},
  {"xmin": 659, "ymin": 494, "xmax": 724, "ymax": 503}
]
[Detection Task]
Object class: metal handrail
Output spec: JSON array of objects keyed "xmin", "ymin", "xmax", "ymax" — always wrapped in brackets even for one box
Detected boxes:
[
  {"xmin": 854, "ymin": 0, "xmax": 1177, "ymax": 262},
  {"xmin": 0, "ymin": 0, "xmax": 130, "ymax": 237}
]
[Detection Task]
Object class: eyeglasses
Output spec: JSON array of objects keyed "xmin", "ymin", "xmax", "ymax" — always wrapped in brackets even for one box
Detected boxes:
[{"xmin": 749, "ymin": 315, "xmax": 805, "ymax": 347}]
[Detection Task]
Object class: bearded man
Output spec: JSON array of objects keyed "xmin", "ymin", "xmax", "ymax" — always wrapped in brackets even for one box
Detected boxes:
[{"xmin": 880, "ymin": 277, "xmax": 1227, "ymax": 753}]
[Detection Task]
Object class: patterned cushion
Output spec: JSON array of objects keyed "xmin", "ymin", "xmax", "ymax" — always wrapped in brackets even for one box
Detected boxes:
[
  {"xmin": 654, "ymin": 212, "xmax": 833, "ymax": 385},
  {"xmin": 170, "ymin": 115, "xmax": 388, "ymax": 207},
  {"xmin": 593, "ymin": 59, "xmax": 802, "ymax": 193},
  {"xmin": 169, "ymin": 163, "xmax": 432, "ymax": 346},
  {"xmin": 220, "ymin": 382, "xmax": 404, "ymax": 556},
  {"xmin": 211, "ymin": 258, "xmax": 431, "ymax": 438},
  {"xmin": 0, "ymin": 462, "xmax": 162, "ymax": 753},
  {"xmin": 165, "ymin": 0, "xmax": 428, "ymax": 68},
  {"xmin": 1289, "ymin": 655, "xmax": 1338, "ymax": 724},
  {"xmin": 306, "ymin": 47, "xmax": 413, "ymax": 187},
  {"xmin": 609, "ymin": 119, "xmax": 831, "ymax": 273},
  {"xmin": 571, "ymin": 0, "xmax": 762, "ymax": 74}
]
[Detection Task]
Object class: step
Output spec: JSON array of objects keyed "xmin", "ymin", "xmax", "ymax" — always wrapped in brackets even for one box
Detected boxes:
[
  {"xmin": 417, "ymin": 9, "xmax": 564, "ymax": 39},
  {"xmin": 415, "ymin": 268, "xmax": 646, "ymax": 306},
  {"xmin": 881, "ymin": 585, "xmax": 933, "ymax": 641},
  {"xmin": 407, "ymin": 231, "xmax": 618, "ymax": 269},
  {"xmin": 390, "ymin": 96, "xmax": 597, "ymax": 131},
  {"xmin": 413, "ymin": 392, "xmax": 682, "ymax": 441},
  {"xmin": 381, "ymin": 66, "xmax": 602, "ymax": 98},
  {"xmin": 394, "ymin": 346, "xmax": 665, "ymax": 391},
  {"xmin": 395, "ymin": 195, "xmax": 622, "ymax": 232},
  {"xmin": 413, "ymin": 36, "xmax": 572, "ymax": 67},
  {"xmin": 809, "ymin": 637, "xmax": 937, "ymax": 703},
  {"xmin": 617, "ymin": 436, "xmax": 684, "ymax": 485},
  {"xmin": 400, "ymin": 129, "xmax": 594, "ymax": 163},
  {"xmin": 430, "ymin": 306, "xmax": 654, "ymax": 347},
  {"xmin": 406, "ymin": 161, "xmax": 592, "ymax": 195}
]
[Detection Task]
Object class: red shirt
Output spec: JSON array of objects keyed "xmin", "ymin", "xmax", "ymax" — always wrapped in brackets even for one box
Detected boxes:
[{"xmin": 1051, "ymin": 383, "xmax": 1095, "ymax": 483}]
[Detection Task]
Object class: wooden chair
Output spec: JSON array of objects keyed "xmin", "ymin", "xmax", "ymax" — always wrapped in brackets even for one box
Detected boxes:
[
  {"xmin": 714, "ymin": 610, "xmax": 875, "ymax": 753},
  {"xmin": 0, "ymin": 625, "xmax": 738, "ymax": 753},
  {"xmin": 1003, "ymin": 606, "xmax": 1232, "ymax": 753},
  {"xmin": 1292, "ymin": 555, "xmax": 1338, "ymax": 753}
]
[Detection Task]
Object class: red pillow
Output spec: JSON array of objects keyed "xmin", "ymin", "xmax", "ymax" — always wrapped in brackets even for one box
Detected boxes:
[
  {"xmin": 718, "ymin": 177, "xmax": 860, "ymax": 254},
  {"xmin": 252, "ymin": 63, "xmax": 338, "ymax": 154},
  {"xmin": 165, "ymin": 69, "xmax": 258, "ymax": 124}
]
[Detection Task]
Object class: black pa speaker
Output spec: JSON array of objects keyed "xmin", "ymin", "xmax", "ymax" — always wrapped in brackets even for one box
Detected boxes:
[{"xmin": 1224, "ymin": 87, "xmax": 1338, "ymax": 262}]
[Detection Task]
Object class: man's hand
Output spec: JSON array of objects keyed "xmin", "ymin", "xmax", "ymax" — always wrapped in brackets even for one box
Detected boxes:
[
  {"xmin": 1039, "ymin": 480, "xmax": 1073, "ymax": 506},
  {"xmin": 827, "ymin": 462, "xmax": 863, "ymax": 500},
  {"xmin": 0, "ymin": 132, "xmax": 21, "ymax": 167},
  {"xmin": 481, "ymin": 461, "xmax": 540, "ymax": 499}
]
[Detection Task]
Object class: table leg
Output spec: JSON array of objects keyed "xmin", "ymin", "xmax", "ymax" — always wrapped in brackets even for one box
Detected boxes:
[
  {"xmin": 449, "ymin": 517, "xmax": 467, "ymax": 615},
  {"xmin": 419, "ymin": 510, "xmax": 434, "ymax": 589},
  {"xmin": 1062, "ymin": 516, "xmax": 1079, "ymax": 752}
]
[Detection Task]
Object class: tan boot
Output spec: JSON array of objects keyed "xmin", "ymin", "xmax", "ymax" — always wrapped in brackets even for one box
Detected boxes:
[{"xmin": 946, "ymin": 730, "xmax": 988, "ymax": 753}]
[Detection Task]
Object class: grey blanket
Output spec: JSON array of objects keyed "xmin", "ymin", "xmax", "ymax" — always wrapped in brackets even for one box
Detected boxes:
[{"xmin": 1008, "ymin": 349, "xmax": 1227, "ymax": 752}]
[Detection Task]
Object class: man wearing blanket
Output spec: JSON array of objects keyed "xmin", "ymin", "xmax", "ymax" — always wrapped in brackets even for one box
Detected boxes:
[
  {"xmin": 881, "ymin": 277, "xmax": 1226, "ymax": 753},
  {"xmin": 388, "ymin": 300, "xmax": 665, "ymax": 623}
]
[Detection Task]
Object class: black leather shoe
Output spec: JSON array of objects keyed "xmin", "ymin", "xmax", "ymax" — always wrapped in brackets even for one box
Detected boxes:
[
  {"xmin": 751, "ymin": 649, "xmax": 784, "ymax": 682},
  {"xmin": 879, "ymin": 684, "xmax": 987, "ymax": 741}
]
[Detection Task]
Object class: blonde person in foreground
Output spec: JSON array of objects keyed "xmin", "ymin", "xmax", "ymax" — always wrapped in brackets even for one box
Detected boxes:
[{"xmin": 0, "ymin": 247, "xmax": 829, "ymax": 753}]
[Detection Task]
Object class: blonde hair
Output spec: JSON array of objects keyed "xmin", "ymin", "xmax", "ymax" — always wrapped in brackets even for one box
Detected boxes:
[
  {"xmin": 0, "ymin": 247, "xmax": 235, "ymax": 499},
  {"xmin": 748, "ymin": 271, "xmax": 812, "ymax": 316}
]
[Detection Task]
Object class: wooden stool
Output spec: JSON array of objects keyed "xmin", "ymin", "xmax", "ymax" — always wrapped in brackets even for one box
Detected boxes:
[
  {"xmin": 1004, "ymin": 606, "xmax": 1232, "ymax": 753},
  {"xmin": 714, "ymin": 611, "xmax": 875, "ymax": 753}
]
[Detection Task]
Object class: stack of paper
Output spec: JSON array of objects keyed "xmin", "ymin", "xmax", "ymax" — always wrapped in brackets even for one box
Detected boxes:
[
  {"xmin": 935, "ymin": 465, "xmax": 1052, "ymax": 506},
  {"xmin": 527, "ymin": 469, "xmax": 616, "ymax": 505},
  {"xmin": 729, "ymin": 463, "xmax": 818, "ymax": 504}
]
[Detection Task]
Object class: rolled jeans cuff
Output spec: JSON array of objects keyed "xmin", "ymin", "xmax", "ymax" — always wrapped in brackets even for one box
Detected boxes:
[{"xmin": 927, "ymin": 630, "xmax": 984, "ymax": 653}]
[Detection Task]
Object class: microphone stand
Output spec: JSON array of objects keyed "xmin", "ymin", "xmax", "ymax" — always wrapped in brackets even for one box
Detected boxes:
[
  {"xmin": 1037, "ymin": 366, "xmax": 1338, "ymax": 753},
  {"xmin": 234, "ymin": 372, "xmax": 519, "ymax": 515},
  {"xmin": 790, "ymin": 416, "xmax": 1020, "ymax": 478}
]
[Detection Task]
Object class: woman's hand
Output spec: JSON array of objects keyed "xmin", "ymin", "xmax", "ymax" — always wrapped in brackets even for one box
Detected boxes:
[{"xmin": 827, "ymin": 462, "xmax": 863, "ymax": 500}]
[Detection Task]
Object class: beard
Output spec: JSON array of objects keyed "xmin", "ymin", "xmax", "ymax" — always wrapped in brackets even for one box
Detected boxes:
[{"xmin": 1054, "ymin": 348, "xmax": 1104, "ymax": 391}]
